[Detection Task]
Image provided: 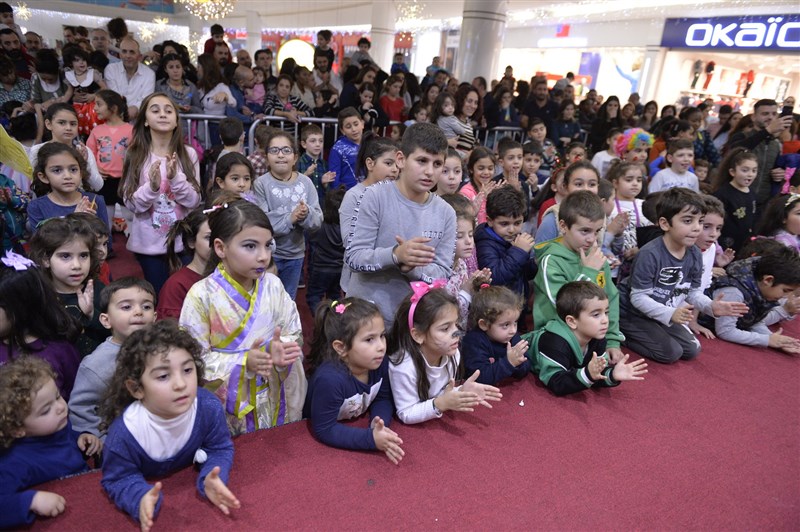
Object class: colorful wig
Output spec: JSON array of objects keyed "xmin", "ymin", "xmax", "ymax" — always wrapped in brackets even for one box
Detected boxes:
[{"xmin": 614, "ymin": 128, "xmax": 654, "ymax": 157}]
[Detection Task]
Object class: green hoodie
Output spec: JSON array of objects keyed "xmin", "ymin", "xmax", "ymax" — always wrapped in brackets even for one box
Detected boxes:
[
  {"xmin": 523, "ymin": 318, "xmax": 616, "ymax": 392},
  {"xmin": 532, "ymin": 237, "xmax": 624, "ymax": 348}
]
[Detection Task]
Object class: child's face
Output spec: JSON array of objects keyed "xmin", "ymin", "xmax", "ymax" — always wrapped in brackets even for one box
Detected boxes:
[
  {"xmin": 523, "ymin": 153, "xmax": 542, "ymax": 177},
  {"xmin": 339, "ymin": 315, "xmax": 386, "ymax": 375},
  {"xmin": 130, "ymin": 347, "xmax": 198, "ymax": 419},
  {"xmin": 608, "ymin": 133, "xmax": 622, "ymax": 153},
  {"xmin": 615, "ymin": 168, "xmax": 643, "ymax": 200},
  {"xmin": 95, "ymin": 234, "xmax": 109, "ymax": 263},
  {"xmin": 565, "ymin": 168, "xmax": 599, "ymax": 195},
  {"xmin": 529, "ymin": 124, "xmax": 547, "ymax": 143},
  {"xmin": 192, "ymin": 220, "xmax": 212, "ymax": 263},
  {"xmin": 659, "ymin": 207, "xmax": 703, "ymax": 249},
  {"xmin": 317, "ymin": 34, "xmax": 329, "ymax": 47},
  {"xmin": 72, "ymin": 56, "xmax": 87, "ymax": 74},
  {"xmin": 413, "ymin": 305, "xmax": 461, "ymax": 362},
  {"xmin": 500, "ymin": 148, "xmax": 523, "ymax": 176},
  {"xmin": 415, "ymin": 108, "xmax": 428, "ymax": 122},
  {"xmin": 38, "ymin": 152, "xmax": 82, "ymax": 195},
  {"xmin": 397, "ymin": 148, "xmax": 444, "ymax": 196},
  {"xmin": 668, "ymin": 148, "xmax": 694, "ymax": 173},
  {"xmin": 567, "ymin": 147, "xmax": 586, "ymax": 163},
  {"xmin": 217, "ymin": 163, "xmax": 253, "ymax": 194},
  {"xmin": 0, "ymin": 12, "xmax": 14, "ymax": 25},
  {"xmin": 624, "ymin": 142, "xmax": 649, "ymax": 163},
  {"xmin": 759, "ymin": 278, "xmax": 799, "ymax": 302},
  {"xmin": 559, "ymin": 215, "xmax": 604, "ymax": 253},
  {"xmin": 601, "ymin": 196, "xmax": 615, "ymax": 217},
  {"xmin": 441, "ymin": 98, "xmax": 455, "ymax": 117},
  {"xmin": 454, "ymin": 217, "xmax": 475, "ymax": 260},
  {"xmin": 698, "ymin": 212, "xmax": 723, "ymax": 250},
  {"xmin": 19, "ymin": 378, "xmax": 68, "ymax": 438},
  {"xmin": 144, "ymin": 96, "xmax": 178, "ymax": 134},
  {"xmin": 165, "ymin": 59, "xmax": 184, "ymax": 81},
  {"xmin": 359, "ymin": 89, "xmax": 373, "ymax": 105},
  {"xmin": 694, "ymin": 165, "xmax": 709, "ymax": 181},
  {"xmin": 101, "ymin": 286, "xmax": 156, "ymax": 342},
  {"xmin": 302, "ymin": 133, "xmax": 324, "ymax": 157},
  {"xmin": 358, "ymin": 43, "xmax": 370, "ymax": 53},
  {"xmin": 367, "ymin": 149, "xmax": 399, "ymax": 181},
  {"xmin": 215, "ymin": 224, "xmax": 273, "ymax": 288},
  {"xmin": 438, "ymin": 155, "xmax": 463, "ymax": 194},
  {"xmin": 389, "ymin": 127, "xmax": 402, "ymax": 141},
  {"xmin": 253, "ymin": 70, "xmax": 264, "ymax": 84},
  {"xmin": 471, "ymin": 156, "xmax": 495, "ymax": 188},
  {"xmin": 45, "ymin": 239, "xmax": 91, "ymax": 293},
  {"xmin": 786, "ymin": 202, "xmax": 800, "ymax": 236},
  {"xmin": 46, "ymin": 110, "xmax": 78, "ymax": 143},
  {"xmin": 568, "ymin": 297, "xmax": 610, "ymax": 343},
  {"xmin": 730, "ymin": 160, "xmax": 757, "ymax": 190},
  {"xmin": 94, "ymin": 97, "xmax": 109, "ymax": 122},
  {"xmin": 487, "ymin": 214, "xmax": 524, "ymax": 243},
  {"xmin": 341, "ymin": 116, "xmax": 364, "ymax": 143},
  {"xmin": 389, "ymin": 82, "xmax": 402, "ymax": 97},
  {"xmin": 480, "ymin": 308, "xmax": 520, "ymax": 345},
  {"xmin": 267, "ymin": 137, "xmax": 298, "ymax": 177}
]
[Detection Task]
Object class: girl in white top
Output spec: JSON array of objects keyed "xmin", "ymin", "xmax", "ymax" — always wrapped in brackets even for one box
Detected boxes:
[
  {"xmin": 607, "ymin": 160, "xmax": 652, "ymax": 261},
  {"xmin": 196, "ymin": 55, "xmax": 235, "ymax": 116},
  {"xmin": 387, "ymin": 284, "xmax": 502, "ymax": 424}
]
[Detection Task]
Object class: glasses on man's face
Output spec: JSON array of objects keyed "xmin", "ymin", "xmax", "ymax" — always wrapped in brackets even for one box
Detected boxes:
[{"xmin": 267, "ymin": 146, "xmax": 294, "ymax": 155}]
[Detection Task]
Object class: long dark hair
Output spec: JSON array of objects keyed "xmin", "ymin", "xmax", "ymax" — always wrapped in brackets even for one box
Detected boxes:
[
  {"xmin": 32, "ymin": 142, "xmax": 90, "ymax": 196},
  {"xmin": 165, "ymin": 207, "xmax": 209, "ymax": 272},
  {"xmin": 756, "ymin": 194, "xmax": 800, "ymax": 238},
  {"xmin": 712, "ymin": 147, "xmax": 758, "ymax": 192},
  {"xmin": 95, "ymin": 88, "xmax": 129, "ymax": 122},
  {"xmin": 197, "ymin": 53, "xmax": 225, "ymax": 94},
  {"xmin": 204, "ymin": 193, "xmax": 274, "ymax": 275},
  {"xmin": 355, "ymin": 131, "xmax": 398, "ymax": 181},
  {"xmin": 388, "ymin": 289, "xmax": 461, "ymax": 401}
]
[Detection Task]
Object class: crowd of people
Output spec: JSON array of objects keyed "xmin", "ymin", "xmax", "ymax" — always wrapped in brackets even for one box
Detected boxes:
[{"xmin": 1, "ymin": 3, "xmax": 800, "ymax": 529}]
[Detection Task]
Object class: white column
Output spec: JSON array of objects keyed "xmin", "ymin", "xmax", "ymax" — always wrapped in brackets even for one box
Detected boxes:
[
  {"xmin": 455, "ymin": 0, "xmax": 507, "ymax": 82},
  {"xmin": 638, "ymin": 45, "xmax": 667, "ymax": 104},
  {"xmin": 370, "ymin": 1, "xmax": 397, "ymax": 72},
  {"xmin": 246, "ymin": 11, "xmax": 263, "ymax": 55}
]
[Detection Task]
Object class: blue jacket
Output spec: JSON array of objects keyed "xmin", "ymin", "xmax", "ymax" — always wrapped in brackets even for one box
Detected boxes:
[
  {"xmin": 462, "ymin": 329, "xmax": 531, "ymax": 385},
  {"xmin": 475, "ymin": 222, "xmax": 537, "ymax": 298}
]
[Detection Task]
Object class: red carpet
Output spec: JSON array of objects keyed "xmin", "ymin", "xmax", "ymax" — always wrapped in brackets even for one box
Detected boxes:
[{"xmin": 30, "ymin": 318, "xmax": 800, "ymax": 530}]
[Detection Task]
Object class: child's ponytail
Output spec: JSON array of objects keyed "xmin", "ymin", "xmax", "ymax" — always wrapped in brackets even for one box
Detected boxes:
[
  {"xmin": 95, "ymin": 89, "xmax": 129, "ymax": 122},
  {"xmin": 354, "ymin": 131, "xmax": 398, "ymax": 181},
  {"xmin": 165, "ymin": 207, "xmax": 208, "ymax": 273},
  {"xmin": 308, "ymin": 297, "xmax": 383, "ymax": 375}
]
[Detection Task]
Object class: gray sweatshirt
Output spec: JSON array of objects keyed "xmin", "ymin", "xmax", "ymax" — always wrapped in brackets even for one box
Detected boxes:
[
  {"xmin": 253, "ymin": 172, "xmax": 323, "ymax": 260},
  {"xmin": 338, "ymin": 182, "xmax": 368, "ymax": 294},
  {"xmin": 68, "ymin": 338, "xmax": 119, "ymax": 438},
  {"xmin": 345, "ymin": 180, "xmax": 456, "ymax": 326},
  {"xmin": 711, "ymin": 286, "xmax": 791, "ymax": 347}
]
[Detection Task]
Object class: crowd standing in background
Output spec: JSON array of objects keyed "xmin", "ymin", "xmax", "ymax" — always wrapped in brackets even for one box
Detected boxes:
[{"xmin": 1, "ymin": 4, "xmax": 800, "ymax": 528}]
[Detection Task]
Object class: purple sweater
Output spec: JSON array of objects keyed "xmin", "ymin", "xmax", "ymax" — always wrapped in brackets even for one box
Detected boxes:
[{"xmin": 0, "ymin": 339, "xmax": 81, "ymax": 400}]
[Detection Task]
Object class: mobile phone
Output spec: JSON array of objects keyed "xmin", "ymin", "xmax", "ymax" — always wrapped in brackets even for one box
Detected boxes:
[{"xmin": 782, "ymin": 105, "xmax": 794, "ymax": 117}]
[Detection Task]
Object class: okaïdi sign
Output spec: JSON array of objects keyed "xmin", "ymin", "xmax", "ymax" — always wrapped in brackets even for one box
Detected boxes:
[{"xmin": 661, "ymin": 15, "xmax": 800, "ymax": 50}]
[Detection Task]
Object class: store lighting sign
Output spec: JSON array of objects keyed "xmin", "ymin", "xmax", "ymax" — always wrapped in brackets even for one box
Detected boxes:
[{"xmin": 661, "ymin": 15, "xmax": 800, "ymax": 50}]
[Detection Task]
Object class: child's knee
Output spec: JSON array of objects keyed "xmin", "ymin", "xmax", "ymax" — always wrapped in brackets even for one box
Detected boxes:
[
  {"xmin": 680, "ymin": 335, "xmax": 702, "ymax": 360},
  {"xmin": 652, "ymin": 339, "xmax": 685, "ymax": 364}
]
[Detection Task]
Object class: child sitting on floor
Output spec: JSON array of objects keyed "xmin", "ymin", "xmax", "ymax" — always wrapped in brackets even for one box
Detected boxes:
[
  {"xmin": 528, "ymin": 281, "xmax": 648, "ymax": 396},
  {"xmin": 0, "ymin": 357, "xmax": 101, "ymax": 528}
]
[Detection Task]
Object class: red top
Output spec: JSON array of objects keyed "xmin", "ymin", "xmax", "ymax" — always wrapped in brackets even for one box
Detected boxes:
[
  {"xmin": 538, "ymin": 197, "xmax": 557, "ymax": 225},
  {"xmin": 157, "ymin": 266, "xmax": 203, "ymax": 320},
  {"xmin": 380, "ymin": 95, "xmax": 405, "ymax": 122}
]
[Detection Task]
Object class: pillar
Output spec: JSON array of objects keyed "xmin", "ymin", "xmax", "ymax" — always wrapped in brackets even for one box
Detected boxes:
[
  {"xmin": 638, "ymin": 45, "xmax": 667, "ymax": 104},
  {"xmin": 370, "ymin": 1, "xmax": 397, "ymax": 72},
  {"xmin": 246, "ymin": 11, "xmax": 263, "ymax": 55},
  {"xmin": 455, "ymin": 0, "xmax": 507, "ymax": 83}
]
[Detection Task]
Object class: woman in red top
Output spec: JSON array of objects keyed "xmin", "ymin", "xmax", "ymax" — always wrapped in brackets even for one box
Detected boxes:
[{"xmin": 379, "ymin": 74, "xmax": 407, "ymax": 128}]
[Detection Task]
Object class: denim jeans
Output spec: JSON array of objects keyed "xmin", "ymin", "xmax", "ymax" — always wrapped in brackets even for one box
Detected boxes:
[
  {"xmin": 305, "ymin": 268, "xmax": 342, "ymax": 315},
  {"xmin": 274, "ymin": 257, "xmax": 304, "ymax": 300}
]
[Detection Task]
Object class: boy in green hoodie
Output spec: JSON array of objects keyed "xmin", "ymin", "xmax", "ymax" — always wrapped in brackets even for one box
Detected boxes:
[
  {"xmin": 527, "ymin": 281, "xmax": 648, "ymax": 396},
  {"xmin": 532, "ymin": 190, "xmax": 625, "ymax": 363}
]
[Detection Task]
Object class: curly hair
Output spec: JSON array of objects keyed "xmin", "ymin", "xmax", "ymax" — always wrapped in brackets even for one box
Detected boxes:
[
  {"xmin": 468, "ymin": 285, "xmax": 523, "ymax": 330},
  {"xmin": 614, "ymin": 127, "xmax": 654, "ymax": 157},
  {"xmin": 98, "ymin": 320, "xmax": 205, "ymax": 430},
  {"xmin": 0, "ymin": 357, "xmax": 55, "ymax": 448}
]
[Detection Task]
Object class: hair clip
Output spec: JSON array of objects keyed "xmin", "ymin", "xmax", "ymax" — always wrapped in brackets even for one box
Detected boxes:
[
  {"xmin": 408, "ymin": 279, "xmax": 446, "ymax": 330},
  {"xmin": 781, "ymin": 169, "xmax": 796, "ymax": 195},
  {"xmin": 1, "ymin": 250, "xmax": 36, "ymax": 271},
  {"xmin": 786, "ymin": 193, "xmax": 800, "ymax": 208},
  {"xmin": 202, "ymin": 203, "xmax": 228, "ymax": 214},
  {"xmin": 480, "ymin": 283, "xmax": 490, "ymax": 290}
]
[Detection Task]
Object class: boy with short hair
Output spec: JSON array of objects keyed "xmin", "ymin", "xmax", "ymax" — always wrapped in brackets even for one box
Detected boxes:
[
  {"xmin": 203, "ymin": 23, "xmax": 229, "ymax": 56},
  {"xmin": 649, "ymin": 139, "xmax": 699, "ymax": 193},
  {"xmin": 701, "ymin": 246, "xmax": 800, "ymax": 353},
  {"xmin": 345, "ymin": 122, "xmax": 456, "ymax": 326},
  {"xmin": 68, "ymin": 278, "xmax": 157, "ymax": 438},
  {"xmin": 315, "ymin": 29, "xmax": 335, "ymax": 67},
  {"xmin": 248, "ymin": 123, "xmax": 272, "ymax": 176},
  {"xmin": 218, "ymin": 116, "xmax": 244, "ymax": 158},
  {"xmin": 330, "ymin": 107, "xmax": 364, "ymax": 189},
  {"xmin": 590, "ymin": 127, "xmax": 622, "ymax": 178},
  {"xmin": 527, "ymin": 118, "xmax": 558, "ymax": 183},
  {"xmin": 475, "ymin": 185, "xmax": 537, "ymax": 299},
  {"xmin": 494, "ymin": 137, "xmax": 535, "ymax": 217},
  {"xmin": 694, "ymin": 159, "xmax": 711, "ymax": 193},
  {"xmin": 350, "ymin": 37, "xmax": 374, "ymax": 66},
  {"xmin": 391, "ymin": 52, "xmax": 409, "ymax": 75},
  {"xmin": 564, "ymin": 141, "xmax": 586, "ymax": 164},
  {"xmin": 533, "ymin": 190, "xmax": 625, "ymax": 362},
  {"xmin": 298, "ymin": 124, "xmax": 336, "ymax": 202},
  {"xmin": 618, "ymin": 187, "xmax": 749, "ymax": 364},
  {"xmin": 528, "ymin": 281, "xmax": 648, "ymax": 396}
]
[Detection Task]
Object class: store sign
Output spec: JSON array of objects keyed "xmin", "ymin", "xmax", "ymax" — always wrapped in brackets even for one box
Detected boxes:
[{"xmin": 661, "ymin": 16, "xmax": 800, "ymax": 50}]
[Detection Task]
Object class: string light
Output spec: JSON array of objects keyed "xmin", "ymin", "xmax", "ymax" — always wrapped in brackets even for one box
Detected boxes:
[{"xmin": 176, "ymin": 0, "xmax": 236, "ymax": 21}]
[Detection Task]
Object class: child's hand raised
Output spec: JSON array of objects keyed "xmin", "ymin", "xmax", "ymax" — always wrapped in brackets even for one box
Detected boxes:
[
  {"xmin": 512, "ymin": 232, "xmax": 535, "ymax": 253},
  {"xmin": 304, "ymin": 163, "xmax": 317, "ymax": 176},
  {"xmin": 74, "ymin": 195, "xmax": 97, "ymax": 215},
  {"xmin": 464, "ymin": 267, "xmax": 492, "ymax": 293},
  {"xmin": 783, "ymin": 293, "xmax": 799, "ymax": 316},
  {"xmin": 607, "ymin": 211, "xmax": 628, "ymax": 236},
  {"xmin": 671, "ymin": 304, "xmax": 694, "ymax": 325},
  {"xmin": 371, "ymin": 416, "xmax": 404, "ymax": 465},
  {"xmin": 30, "ymin": 490, "xmax": 66, "ymax": 518},
  {"xmin": 611, "ymin": 354, "xmax": 648, "ymax": 381},
  {"xmin": 710, "ymin": 293, "xmax": 749, "ymax": 318},
  {"xmin": 459, "ymin": 370, "xmax": 503, "ymax": 408},
  {"xmin": 321, "ymin": 171, "xmax": 336, "ymax": 185},
  {"xmin": 394, "ymin": 235, "xmax": 435, "ymax": 268},
  {"xmin": 269, "ymin": 326, "xmax": 303, "ymax": 367},
  {"xmin": 165, "ymin": 153, "xmax": 179, "ymax": 181},
  {"xmin": 78, "ymin": 432, "xmax": 102, "ymax": 456},
  {"xmin": 148, "ymin": 161, "xmax": 162, "ymax": 192},
  {"xmin": 768, "ymin": 327, "xmax": 800, "ymax": 353},
  {"xmin": 580, "ymin": 246, "xmax": 607, "ymax": 270},
  {"xmin": 77, "ymin": 279, "xmax": 94, "ymax": 318},
  {"xmin": 716, "ymin": 248, "xmax": 735, "ymax": 268},
  {"xmin": 204, "ymin": 466, "xmax": 241, "ymax": 516},
  {"xmin": 587, "ymin": 351, "xmax": 607, "ymax": 381},
  {"xmin": 506, "ymin": 339, "xmax": 529, "ymax": 367},
  {"xmin": 245, "ymin": 337, "xmax": 272, "ymax": 377},
  {"xmin": 138, "ymin": 482, "xmax": 162, "ymax": 532}
]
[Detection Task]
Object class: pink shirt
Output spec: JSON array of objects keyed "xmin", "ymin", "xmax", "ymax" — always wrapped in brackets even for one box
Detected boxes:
[
  {"xmin": 86, "ymin": 123, "xmax": 133, "ymax": 178},
  {"xmin": 124, "ymin": 148, "xmax": 201, "ymax": 255},
  {"xmin": 459, "ymin": 182, "xmax": 488, "ymax": 224}
]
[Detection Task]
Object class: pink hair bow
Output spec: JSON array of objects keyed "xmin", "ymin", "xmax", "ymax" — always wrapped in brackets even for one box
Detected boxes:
[
  {"xmin": 781, "ymin": 167, "xmax": 796, "ymax": 194},
  {"xmin": 1, "ymin": 250, "xmax": 35, "ymax": 271},
  {"xmin": 408, "ymin": 279, "xmax": 446, "ymax": 330}
]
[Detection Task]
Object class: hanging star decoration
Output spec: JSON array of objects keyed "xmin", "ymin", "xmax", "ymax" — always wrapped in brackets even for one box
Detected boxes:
[{"xmin": 15, "ymin": 2, "xmax": 31, "ymax": 20}]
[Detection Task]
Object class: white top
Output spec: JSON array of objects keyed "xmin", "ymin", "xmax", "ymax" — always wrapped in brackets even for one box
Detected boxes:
[
  {"xmin": 700, "ymin": 243, "xmax": 716, "ymax": 292},
  {"xmin": 29, "ymin": 142, "xmax": 104, "ymax": 192},
  {"xmin": 649, "ymin": 168, "xmax": 699, "ymax": 193},
  {"xmin": 104, "ymin": 61, "xmax": 156, "ymax": 111},
  {"xmin": 201, "ymin": 83, "xmax": 236, "ymax": 116},
  {"xmin": 590, "ymin": 151, "xmax": 618, "ymax": 179},
  {"xmin": 388, "ymin": 349, "xmax": 461, "ymax": 425},
  {"xmin": 123, "ymin": 398, "xmax": 197, "ymax": 461},
  {"xmin": 313, "ymin": 69, "xmax": 343, "ymax": 93}
]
